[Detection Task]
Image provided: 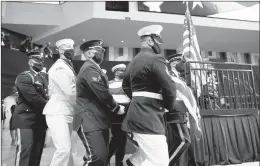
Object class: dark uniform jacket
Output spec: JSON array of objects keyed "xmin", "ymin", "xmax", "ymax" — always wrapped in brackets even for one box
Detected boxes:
[
  {"xmin": 74, "ymin": 59, "xmax": 119, "ymax": 132},
  {"xmin": 122, "ymin": 48, "xmax": 177, "ymax": 135},
  {"xmin": 13, "ymin": 70, "xmax": 48, "ymax": 129}
]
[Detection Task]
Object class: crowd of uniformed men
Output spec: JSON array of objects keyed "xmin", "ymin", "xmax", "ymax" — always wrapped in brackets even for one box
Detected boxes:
[{"xmin": 12, "ymin": 24, "xmax": 199, "ymax": 166}]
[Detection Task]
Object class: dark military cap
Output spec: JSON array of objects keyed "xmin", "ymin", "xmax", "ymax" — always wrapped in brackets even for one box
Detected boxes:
[
  {"xmin": 27, "ymin": 51, "xmax": 44, "ymax": 61},
  {"xmin": 27, "ymin": 51, "xmax": 43, "ymax": 57},
  {"xmin": 80, "ymin": 40, "xmax": 105, "ymax": 53},
  {"xmin": 167, "ymin": 53, "xmax": 182, "ymax": 63}
]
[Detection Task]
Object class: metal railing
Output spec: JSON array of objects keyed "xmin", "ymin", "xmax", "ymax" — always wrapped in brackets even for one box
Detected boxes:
[{"xmin": 184, "ymin": 61, "xmax": 259, "ymax": 110}]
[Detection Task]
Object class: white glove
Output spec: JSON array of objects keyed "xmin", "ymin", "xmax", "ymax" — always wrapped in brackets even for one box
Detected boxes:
[{"xmin": 117, "ymin": 105, "xmax": 125, "ymax": 115}]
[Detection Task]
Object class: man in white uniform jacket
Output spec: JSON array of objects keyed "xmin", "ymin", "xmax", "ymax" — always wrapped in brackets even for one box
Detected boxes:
[{"xmin": 43, "ymin": 39, "xmax": 76, "ymax": 166}]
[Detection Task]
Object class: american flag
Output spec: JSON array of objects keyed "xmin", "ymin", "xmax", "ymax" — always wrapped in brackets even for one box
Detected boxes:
[
  {"xmin": 170, "ymin": 74, "xmax": 202, "ymax": 141},
  {"xmin": 182, "ymin": 3, "xmax": 207, "ymax": 97}
]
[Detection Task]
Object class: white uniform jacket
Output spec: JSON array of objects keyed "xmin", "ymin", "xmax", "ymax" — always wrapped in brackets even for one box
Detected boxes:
[{"xmin": 43, "ymin": 59, "xmax": 76, "ymax": 116}]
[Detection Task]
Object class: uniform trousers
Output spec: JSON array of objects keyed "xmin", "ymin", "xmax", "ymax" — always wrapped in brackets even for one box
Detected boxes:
[
  {"xmin": 46, "ymin": 115, "xmax": 74, "ymax": 166},
  {"xmin": 77, "ymin": 125, "xmax": 110, "ymax": 166},
  {"xmin": 14, "ymin": 128, "xmax": 46, "ymax": 166},
  {"xmin": 166, "ymin": 122, "xmax": 191, "ymax": 166},
  {"xmin": 108, "ymin": 124, "xmax": 127, "ymax": 165},
  {"xmin": 128, "ymin": 133, "xmax": 169, "ymax": 166}
]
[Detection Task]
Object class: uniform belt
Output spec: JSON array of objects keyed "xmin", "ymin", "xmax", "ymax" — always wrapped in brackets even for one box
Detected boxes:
[
  {"xmin": 165, "ymin": 112, "xmax": 188, "ymax": 123},
  {"xmin": 132, "ymin": 91, "xmax": 163, "ymax": 100}
]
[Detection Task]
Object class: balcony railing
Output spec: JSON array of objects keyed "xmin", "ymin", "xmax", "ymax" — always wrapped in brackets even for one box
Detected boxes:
[{"xmin": 184, "ymin": 61, "xmax": 259, "ymax": 110}]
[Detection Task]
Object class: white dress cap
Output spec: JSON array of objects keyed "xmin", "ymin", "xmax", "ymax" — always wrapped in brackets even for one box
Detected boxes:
[
  {"xmin": 111, "ymin": 64, "xmax": 126, "ymax": 72},
  {"xmin": 56, "ymin": 39, "xmax": 75, "ymax": 48},
  {"xmin": 137, "ymin": 25, "xmax": 163, "ymax": 37}
]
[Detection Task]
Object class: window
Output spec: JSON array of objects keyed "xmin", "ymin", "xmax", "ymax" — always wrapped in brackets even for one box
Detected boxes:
[
  {"xmin": 118, "ymin": 48, "xmax": 123, "ymax": 57},
  {"xmin": 133, "ymin": 48, "xmax": 141, "ymax": 57},
  {"xmin": 220, "ymin": 52, "xmax": 227, "ymax": 61},
  {"xmin": 208, "ymin": 51, "xmax": 212, "ymax": 56},
  {"xmin": 106, "ymin": 1, "xmax": 129, "ymax": 12},
  {"xmin": 244, "ymin": 53, "xmax": 251, "ymax": 64}
]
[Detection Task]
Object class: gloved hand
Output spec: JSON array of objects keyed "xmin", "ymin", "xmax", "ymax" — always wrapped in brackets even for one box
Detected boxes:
[
  {"xmin": 35, "ymin": 81, "xmax": 43, "ymax": 90},
  {"xmin": 35, "ymin": 81, "xmax": 48, "ymax": 100},
  {"xmin": 117, "ymin": 105, "xmax": 125, "ymax": 115}
]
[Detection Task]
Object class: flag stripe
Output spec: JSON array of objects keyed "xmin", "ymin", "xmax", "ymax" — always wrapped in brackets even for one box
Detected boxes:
[
  {"xmin": 170, "ymin": 75, "xmax": 202, "ymax": 139},
  {"xmin": 182, "ymin": 3, "xmax": 207, "ymax": 96}
]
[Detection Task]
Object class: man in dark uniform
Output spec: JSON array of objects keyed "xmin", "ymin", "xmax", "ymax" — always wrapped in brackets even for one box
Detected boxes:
[
  {"xmin": 108, "ymin": 64, "xmax": 130, "ymax": 166},
  {"xmin": 74, "ymin": 40, "xmax": 125, "ymax": 166},
  {"xmin": 122, "ymin": 25, "xmax": 186, "ymax": 166},
  {"xmin": 13, "ymin": 51, "xmax": 48, "ymax": 166},
  {"xmin": 166, "ymin": 53, "xmax": 202, "ymax": 166},
  {"xmin": 165, "ymin": 53, "xmax": 191, "ymax": 166}
]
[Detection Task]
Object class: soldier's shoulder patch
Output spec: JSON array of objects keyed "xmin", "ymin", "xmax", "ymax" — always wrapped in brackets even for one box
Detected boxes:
[{"xmin": 92, "ymin": 75, "xmax": 102, "ymax": 82}]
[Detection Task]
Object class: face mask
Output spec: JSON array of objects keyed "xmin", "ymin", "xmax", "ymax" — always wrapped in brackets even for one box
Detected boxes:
[
  {"xmin": 29, "ymin": 57, "xmax": 44, "ymax": 72},
  {"xmin": 115, "ymin": 71, "xmax": 124, "ymax": 79},
  {"xmin": 32, "ymin": 63, "xmax": 44, "ymax": 72},
  {"xmin": 64, "ymin": 49, "xmax": 75, "ymax": 60},
  {"xmin": 92, "ymin": 51, "xmax": 104, "ymax": 64}
]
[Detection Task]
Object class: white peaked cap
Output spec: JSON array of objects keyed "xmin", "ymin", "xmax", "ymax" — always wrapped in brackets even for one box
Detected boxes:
[
  {"xmin": 111, "ymin": 64, "xmax": 126, "ymax": 72},
  {"xmin": 137, "ymin": 25, "xmax": 163, "ymax": 37},
  {"xmin": 56, "ymin": 39, "xmax": 75, "ymax": 48}
]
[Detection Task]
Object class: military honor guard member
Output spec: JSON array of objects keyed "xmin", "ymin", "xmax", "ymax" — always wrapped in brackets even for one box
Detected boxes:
[
  {"xmin": 108, "ymin": 64, "xmax": 130, "ymax": 166},
  {"xmin": 43, "ymin": 39, "xmax": 76, "ymax": 166},
  {"xmin": 166, "ymin": 53, "xmax": 202, "ymax": 166},
  {"xmin": 122, "ymin": 25, "xmax": 186, "ymax": 166},
  {"xmin": 165, "ymin": 53, "xmax": 191, "ymax": 166},
  {"xmin": 74, "ymin": 40, "xmax": 125, "ymax": 166},
  {"xmin": 13, "ymin": 51, "xmax": 48, "ymax": 166}
]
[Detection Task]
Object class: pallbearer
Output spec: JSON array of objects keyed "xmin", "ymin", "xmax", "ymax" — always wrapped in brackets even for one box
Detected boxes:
[
  {"xmin": 165, "ymin": 53, "xmax": 192, "ymax": 166},
  {"xmin": 13, "ymin": 51, "xmax": 48, "ymax": 166},
  {"xmin": 122, "ymin": 25, "xmax": 186, "ymax": 166},
  {"xmin": 74, "ymin": 40, "xmax": 125, "ymax": 166},
  {"xmin": 43, "ymin": 39, "xmax": 76, "ymax": 166}
]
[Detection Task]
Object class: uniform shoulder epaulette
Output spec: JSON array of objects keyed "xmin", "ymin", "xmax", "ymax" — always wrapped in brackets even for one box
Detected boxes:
[
  {"xmin": 21, "ymin": 71, "xmax": 30, "ymax": 75},
  {"xmin": 22, "ymin": 71, "xmax": 35, "ymax": 84}
]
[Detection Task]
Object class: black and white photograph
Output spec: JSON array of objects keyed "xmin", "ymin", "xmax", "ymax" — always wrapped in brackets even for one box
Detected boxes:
[{"xmin": 1, "ymin": 1, "xmax": 259, "ymax": 166}]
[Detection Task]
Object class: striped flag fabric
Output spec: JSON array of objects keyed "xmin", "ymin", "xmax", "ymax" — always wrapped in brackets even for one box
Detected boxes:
[
  {"xmin": 182, "ymin": 3, "xmax": 207, "ymax": 97},
  {"xmin": 169, "ymin": 73, "xmax": 202, "ymax": 140}
]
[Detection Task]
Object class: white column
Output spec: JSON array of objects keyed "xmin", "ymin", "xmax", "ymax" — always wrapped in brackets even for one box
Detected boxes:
[
  {"xmin": 251, "ymin": 53, "xmax": 260, "ymax": 65},
  {"xmin": 226, "ymin": 52, "xmax": 232, "ymax": 62},
  {"xmin": 123, "ymin": 47, "xmax": 129, "ymax": 60},
  {"xmin": 236, "ymin": 53, "xmax": 244, "ymax": 64},
  {"xmin": 127, "ymin": 47, "xmax": 133, "ymax": 61},
  {"xmin": 211, "ymin": 51, "xmax": 217, "ymax": 59},
  {"xmin": 109, "ymin": 46, "xmax": 114, "ymax": 61},
  {"xmin": 231, "ymin": 52, "xmax": 239, "ymax": 63}
]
